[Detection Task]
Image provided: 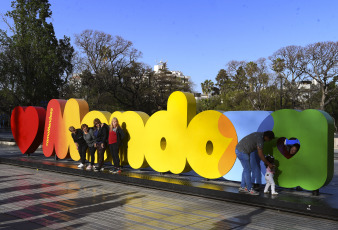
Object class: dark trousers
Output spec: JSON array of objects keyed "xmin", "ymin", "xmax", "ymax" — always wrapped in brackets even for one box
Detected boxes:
[
  {"xmin": 78, "ymin": 144, "xmax": 88, "ymax": 164},
  {"xmin": 109, "ymin": 143, "xmax": 120, "ymax": 168},
  {"xmin": 96, "ymin": 143, "xmax": 107, "ymax": 169},
  {"xmin": 88, "ymin": 146, "xmax": 96, "ymax": 165}
]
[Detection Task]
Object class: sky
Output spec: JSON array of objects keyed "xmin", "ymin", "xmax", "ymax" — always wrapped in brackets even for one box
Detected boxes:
[{"xmin": 1, "ymin": 0, "xmax": 338, "ymax": 93}]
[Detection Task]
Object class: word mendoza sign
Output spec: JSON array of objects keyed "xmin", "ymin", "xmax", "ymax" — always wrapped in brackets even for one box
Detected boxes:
[{"xmin": 11, "ymin": 91, "xmax": 334, "ymax": 190}]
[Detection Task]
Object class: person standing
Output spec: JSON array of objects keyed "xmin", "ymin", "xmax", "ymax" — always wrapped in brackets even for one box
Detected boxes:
[
  {"xmin": 108, "ymin": 117, "xmax": 125, "ymax": 174},
  {"xmin": 236, "ymin": 131, "xmax": 275, "ymax": 195},
  {"xmin": 250, "ymin": 151, "xmax": 262, "ymax": 189},
  {"xmin": 69, "ymin": 126, "xmax": 87, "ymax": 169},
  {"xmin": 93, "ymin": 118, "xmax": 109, "ymax": 172},
  {"xmin": 81, "ymin": 124, "xmax": 96, "ymax": 170},
  {"xmin": 264, "ymin": 155, "xmax": 278, "ymax": 195}
]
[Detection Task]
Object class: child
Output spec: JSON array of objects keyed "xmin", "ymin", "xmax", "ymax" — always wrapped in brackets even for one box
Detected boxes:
[{"xmin": 264, "ymin": 155, "xmax": 278, "ymax": 195}]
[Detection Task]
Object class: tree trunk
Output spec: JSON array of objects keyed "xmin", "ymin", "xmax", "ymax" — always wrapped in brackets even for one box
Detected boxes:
[{"xmin": 320, "ymin": 84, "xmax": 326, "ymax": 110}]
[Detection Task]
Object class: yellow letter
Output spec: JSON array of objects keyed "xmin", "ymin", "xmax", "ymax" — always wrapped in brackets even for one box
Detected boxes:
[
  {"xmin": 144, "ymin": 91, "xmax": 196, "ymax": 174},
  {"xmin": 110, "ymin": 111, "xmax": 149, "ymax": 169},
  {"xmin": 64, "ymin": 99, "xmax": 89, "ymax": 160},
  {"xmin": 187, "ymin": 111, "xmax": 237, "ymax": 179}
]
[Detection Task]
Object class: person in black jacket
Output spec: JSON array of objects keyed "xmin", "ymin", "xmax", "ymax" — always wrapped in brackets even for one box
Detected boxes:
[
  {"xmin": 93, "ymin": 118, "xmax": 109, "ymax": 172},
  {"xmin": 108, "ymin": 117, "xmax": 125, "ymax": 174},
  {"xmin": 81, "ymin": 124, "xmax": 96, "ymax": 170},
  {"xmin": 69, "ymin": 126, "xmax": 87, "ymax": 169}
]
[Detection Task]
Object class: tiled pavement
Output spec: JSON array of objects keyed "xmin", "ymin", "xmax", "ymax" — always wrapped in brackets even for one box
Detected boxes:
[
  {"xmin": 1, "ymin": 130, "xmax": 338, "ymax": 229},
  {"xmin": 0, "ymin": 164, "xmax": 337, "ymax": 230}
]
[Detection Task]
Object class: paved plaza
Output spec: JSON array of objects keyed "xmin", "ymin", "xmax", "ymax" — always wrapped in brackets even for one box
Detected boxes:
[
  {"xmin": 0, "ymin": 130, "xmax": 338, "ymax": 229},
  {"xmin": 0, "ymin": 164, "xmax": 337, "ymax": 230}
]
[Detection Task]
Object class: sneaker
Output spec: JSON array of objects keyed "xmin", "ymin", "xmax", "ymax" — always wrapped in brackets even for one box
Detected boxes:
[
  {"xmin": 239, "ymin": 187, "xmax": 248, "ymax": 193},
  {"xmin": 271, "ymin": 192, "xmax": 278, "ymax": 195},
  {"xmin": 86, "ymin": 165, "xmax": 93, "ymax": 170},
  {"xmin": 109, "ymin": 168, "xmax": 117, "ymax": 173},
  {"xmin": 94, "ymin": 167, "xmax": 104, "ymax": 172},
  {"xmin": 264, "ymin": 191, "xmax": 269, "ymax": 194},
  {"xmin": 253, "ymin": 184, "xmax": 260, "ymax": 189},
  {"xmin": 78, "ymin": 163, "xmax": 84, "ymax": 168},
  {"xmin": 112, "ymin": 168, "xmax": 122, "ymax": 174},
  {"xmin": 248, "ymin": 189, "xmax": 259, "ymax": 195}
]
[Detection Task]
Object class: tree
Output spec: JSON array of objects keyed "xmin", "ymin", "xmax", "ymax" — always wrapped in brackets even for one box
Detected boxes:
[
  {"xmin": 270, "ymin": 46, "xmax": 305, "ymax": 108},
  {"xmin": 151, "ymin": 62, "xmax": 192, "ymax": 111},
  {"xmin": 271, "ymin": 57, "xmax": 285, "ymax": 108},
  {"xmin": 245, "ymin": 59, "xmax": 274, "ymax": 110},
  {"xmin": 73, "ymin": 30, "xmax": 192, "ymax": 114},
  {"xmin": 216, "ymin": 59, "xmax": 277, "ymax": 111},
  {"xmin": 301, "ymin": 41, "xmax": 338, "ymax": 110},
  {"xmin": 213, "ymin": 61, "xmax": 248, "ymax": 111},
  {"xmin": 201, "ymin": 80, "xmax": 214, "ymax": 98},
  {"xmin": 74, "ymin": 30, "xmax": 143, "ymax": 110},
  {"xmin": 0, "ymin": 0, "xmax": 74, "ymax": 112},
  {"xmin": 215, "ymin": 68, "xmax": 235, "ymax": 98},
  {"xmin": 0, "ymin": 30, "xmax": 18, "ymax": 115},
  {"xmin": 196, "ymin": 96, "xmax": 221, "ymax": 112},
  {"xmin": 323, "ymin": 77, "xmax": 338, "ymax": 126}
]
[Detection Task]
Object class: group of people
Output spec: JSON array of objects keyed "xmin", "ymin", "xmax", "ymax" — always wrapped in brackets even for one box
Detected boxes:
[
  {"xmin": 235, "ymin": 131, "xmax": 300, "ymax": 196},
  {"xmin": 70, "ymin": 120, "xmax": 300, "ymax": 194},
  {"xmin": 69, "ymin": 117, "xmax": 124, "ymax": 173}
]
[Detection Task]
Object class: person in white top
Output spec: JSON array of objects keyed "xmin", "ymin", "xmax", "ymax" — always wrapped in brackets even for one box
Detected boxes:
[{"xmin": 264, "ymin": 155, "xmax": 278, "ymax": 195}]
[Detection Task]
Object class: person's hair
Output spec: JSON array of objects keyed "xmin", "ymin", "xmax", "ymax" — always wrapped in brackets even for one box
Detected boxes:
[
  {"xmin": 81, "ymin": 124, "xmax": 89, "ymax": 130},
  {"xmin": 285, "ymin": 137, "xmax": 300, "ymax": 154},
  {"xmin": 263, "ymin": 131, "xmax": 275, "ymax": 140},
  {"xmin": 69, "ymin": 126, "xmax": 76, "ymax": 132},
  {"xmin": 110, "ymin": 117, "xmax": 120, "ymax": 130},
  {"xmin": 93, "ymin": 118, "xmax": 101, "ymax": 126},
  {"xmin": 264, "ymin": 155, "xmax": 274, "ymax": 167},
  {"xmin": 291, "ymin": 143, "xmax": 300, "ymax": 152}
]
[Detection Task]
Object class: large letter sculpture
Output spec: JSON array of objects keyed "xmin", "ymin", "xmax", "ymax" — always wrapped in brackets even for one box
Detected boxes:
[
  {"xmin": 187, "ymin": 110, "xmax": 237, "ymax": 179},
  {"xmin": 144, "ymin": 92, "xmax": 196, "ymax": 174},
  {"xmin": 222, "ymin": 111, "xmax": 273, "ymax": 182},
  {"xmin": 42, "ymin": 99, "xmax": 89, "ymax": 159},
  {"xmin": 10, "ymin": 92, "xmax": 335, "ymax": 190},
  {"xmin": 110, "ymin": 111, "xmax": 150, "ymax": 168},
  {"xmin": 11, "ymin": 106, "xmax": 46, "ymax": 154},
  {"xmin": 267, "ymin": 109, "xmax": 334, "ymax": 190}
]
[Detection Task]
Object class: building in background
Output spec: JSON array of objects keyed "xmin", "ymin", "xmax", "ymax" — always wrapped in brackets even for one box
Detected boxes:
[
  {"xmin": 297, "ymin": 79, "xmax": 319, "ymax": 103},
  {"xmin": 154, "ymin": 61, "xmax": 190, "ymax": 84}
]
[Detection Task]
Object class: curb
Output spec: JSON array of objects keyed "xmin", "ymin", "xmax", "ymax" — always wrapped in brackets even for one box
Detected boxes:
[{"xmin": 0, "ymin": 141, "xmax": 16, "ymax": 146}]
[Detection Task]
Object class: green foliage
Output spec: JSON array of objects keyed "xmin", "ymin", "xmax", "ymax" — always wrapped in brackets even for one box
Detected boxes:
[
  {"xmin": 271, "ymin": 58, "xmax": 285, "ymax": 73},
  {"xmin": 201, "ymin": 79, "xmax": 214, "ymax": 97},
  {"xmin": 0, "ymin": 0, "xmax": 74, "ymax": 114},
  {"xmin": 196, "ymin": 96, "xmax": 222, "ymax": 113},
  {"xmin": 69, "ymin": 30, "xmax": 192, "ymax": 115}
]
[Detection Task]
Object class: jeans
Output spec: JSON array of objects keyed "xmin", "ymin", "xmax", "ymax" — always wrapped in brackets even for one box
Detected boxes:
[
  {"xmin": 109, "ymin": 143, "xmax": 120, "ymax": 168},
  {"xmin": 250, "ymin": 151, "xmax": 262, "ymax": 184},
  {"xmin": 78, "ymin": 144, "xmax": 88, "ymax": 165},
  {"xmin": 88, "ymin": 146, "xmax": 96, "ymax": 166},
  {"xmin": 96, "ymin": 143, "xmax": 107, "ymax": 170},
  {"xmin": 236, "ymin": 148, "xmax": 253, "ymax": 190}
]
